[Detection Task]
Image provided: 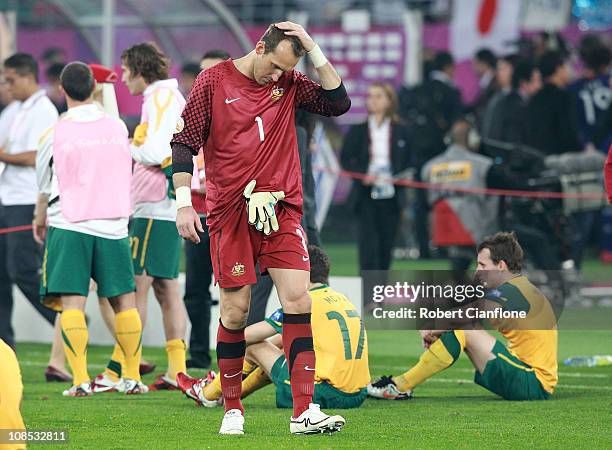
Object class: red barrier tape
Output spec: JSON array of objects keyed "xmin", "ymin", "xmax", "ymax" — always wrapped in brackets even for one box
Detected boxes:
[
  {"xmin": 0, "ymin": 224, "xmax": 33, "ymax": 235},
  {"xmin": 319, "ymin": 166, "xmax": 608, "ymax": 201},
  {"xmin": 0, "ymin": 168, "xmax": 604, "ymax": 235}
]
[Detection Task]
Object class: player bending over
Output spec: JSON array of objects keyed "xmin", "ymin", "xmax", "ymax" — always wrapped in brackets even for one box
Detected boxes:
[
  {"xmin": 177, "ymin": 245, "xmax": 370, "ymax": 410},
  {"xmin": 36, "ymin": 62, "xmax": 145, "ymax": 396},
  {"xmin": 171, "ymin": 22, "xmax": 351, "ymax": 434},
  {"xmin": 369, "ymin": 232, "xmax": 558, "ymax": 401}
]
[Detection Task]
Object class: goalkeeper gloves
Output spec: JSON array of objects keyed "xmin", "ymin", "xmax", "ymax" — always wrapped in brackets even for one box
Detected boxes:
[
  {"xmin": 243, "ymin": 179, "xmax": 285, "ymax": 235},
  {"xmin": 132, "ymin": 123, "xmax": 148, "ymax": 147}
]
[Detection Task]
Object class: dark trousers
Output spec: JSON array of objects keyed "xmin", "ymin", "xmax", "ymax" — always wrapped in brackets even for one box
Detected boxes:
[
  {"xmin": 0, "ymin": 203, "xmax": 55, "ymax": 349},
  {"xmin": 183, "ymin": 220, "xmax": 213, "ymax": 367},
  {"xmin": 247, "ymin": 268, "xmax": 273, "ymax": 326},
  {"xmin": 247, "ymin": 221, "xmax": 320, "ymax": 326},
  {"xmin": 357, "ymin": 195, "xmax": 401, "ymax": 271}
]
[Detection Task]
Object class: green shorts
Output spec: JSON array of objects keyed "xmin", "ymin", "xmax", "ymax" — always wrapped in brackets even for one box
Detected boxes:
[
  {"xmin": 270, "ymin": 356, "xmax": 366, "ymax": 409},
  {"xmin": 474, "ymin": 340, "xmax": 551, "ymax": 401},
  {"xmin": 41, "ymin": 227, "xmax": 135, "ymax": 311},
  {"xmin": 129, "ymin": 218, "xmax": 180, "ymax": 279}
]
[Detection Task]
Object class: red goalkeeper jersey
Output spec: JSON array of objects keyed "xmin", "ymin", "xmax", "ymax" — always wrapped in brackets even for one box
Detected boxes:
[{"xmin": 171, "ymin": 59, "xmax": 349, "ymax": 232}]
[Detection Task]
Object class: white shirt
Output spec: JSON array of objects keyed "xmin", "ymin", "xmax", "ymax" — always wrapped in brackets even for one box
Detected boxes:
[
  {"xmin": 0, "ymin": 100, "xmax": 21, "ymax": 179},
  {"xmin": 0, "ymin": 90, "xmax": 58, "ymax": 205},
  {"xmin": 367, "ymin": 116, "xmax": 392, "ymax": 174},
  {"xmin": 131, "ymin": 79, "xmax": 184, "ymax": 221},
  {"xmin": 37, "ymin": 104, "xmax": 129, "ymax": 239}
]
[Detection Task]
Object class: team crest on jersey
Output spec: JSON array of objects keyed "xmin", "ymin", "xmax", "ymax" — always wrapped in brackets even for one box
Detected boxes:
[
  {"xmin": 174, "ymin": 117, "xmax": 184, "ymax": 134},
  {"xmin": 231, "ymin": 262, "xmax": 245, "ymax": 277},
  {"xmin": 271, "ymin": 86, "xmax": 284, "ymax": 101}
]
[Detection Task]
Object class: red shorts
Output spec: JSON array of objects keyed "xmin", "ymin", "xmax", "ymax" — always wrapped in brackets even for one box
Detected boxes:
[{"xmin": 209, "ymin": 204, "xmax": 310, "ymax": 288}]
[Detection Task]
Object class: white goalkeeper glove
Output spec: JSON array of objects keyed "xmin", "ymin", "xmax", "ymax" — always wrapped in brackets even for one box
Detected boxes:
[{"xmin": 243, "ymin": 179, "xmax": 285, "ymax": 235}]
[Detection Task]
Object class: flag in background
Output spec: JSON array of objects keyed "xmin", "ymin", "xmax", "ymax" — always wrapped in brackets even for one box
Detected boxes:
[{"xmin": 450, "ymin": 0, "xmax": 521, "ymax": 60}]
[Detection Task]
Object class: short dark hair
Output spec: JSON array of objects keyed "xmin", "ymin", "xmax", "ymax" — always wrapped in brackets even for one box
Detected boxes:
[
  {"xmin": 499, "ymin": 53, "xmax": 519, "ymax": 67},
  {"xmin": 46, "ymin": 62, "xmax": 65, "ymax": 81},
  {"xmin": 511, "ymin": 59, "xmax": 535, "ymax": 90},
  {"xmin": 477, "ymin": 232, "xmax": 523, "ymax": 273},
  {"xmin": 260, "ymin": 24, "xmax": 305, "ymax": 58},
  {"xmin": 579, "ymin": 35, "xmax": 611, "ymax": 72},
  {"xmin": 121, "ymin": 42, "xmax": 169, "ymax": 84},
  {"xmin": 432, "ymin": 51, "xmax": 454, "ymax": 72},
  {"xmin": 181, "ymin": 62, "xmax": 201, "ymax": 78},
  {"xmin": 475, "ymin": 48, "xmax": 497, "ymax": 68},
  {"xmin": 308, "ymin": 245, "xmax": 330, "ymax": 285},
  {"xmin": 60, "ymin": 62, "xmax": 94, "ymax": 101},
  {"xmin": 201, "ymin": 49, "xmax": 231, "ymax": 61},
  {"xmin": 538, "ymin": 50, "xmax": 564, "ymax": 80},
  {"xmin": 4, "ymin": 53, "xmax": 39, "ymax": 82}
]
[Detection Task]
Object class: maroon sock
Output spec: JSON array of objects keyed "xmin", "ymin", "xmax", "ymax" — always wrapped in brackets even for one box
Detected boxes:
[
  {"xmin": 216, "ymin": 320, "xmax": 245, "ymax": 414},
  {"xmin": 282, "ymin": 313, "xmax": 315, "ymax": 418}
]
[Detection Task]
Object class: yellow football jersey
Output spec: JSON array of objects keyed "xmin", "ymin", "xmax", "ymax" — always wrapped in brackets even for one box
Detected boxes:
[
  {"xmin": 309, "ymin": 284, "xmax": 370, "ymax": 394},
  {"xmin": 0, "ymin": 339, "xmax": 26, "ymax": 450},
  {"xmin": 486, "ymin": 276, "xmax": 558, "ymax": 393}
]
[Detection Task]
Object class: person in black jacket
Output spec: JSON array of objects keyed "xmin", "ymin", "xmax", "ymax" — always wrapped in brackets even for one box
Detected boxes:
[
  {"xmin": 487, "ymin": 60, "xmax": 542, "ymax": 148},
  {"xmin": 341, "ymin": 82, "xmax": 412, "ymax": 271},
  {"xmin": 246, "ymin": 111, "xmax": 320, "ymax": 325},
  {"xmin": 398, "ymin": 51, "xmax": 463, "ymax": 258},
  {"xmin": 524, "ymin": 51, "xmax": 582, "ymax": 155}
]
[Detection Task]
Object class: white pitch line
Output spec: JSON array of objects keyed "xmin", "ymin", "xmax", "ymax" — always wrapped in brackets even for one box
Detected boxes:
[
  {"xmin": 423, "ymin": 378, "xmax": 612, "ymax": 391},
  {"xmin": 18, "ymin": 360, "xmax": 107, "ymax": 370},
  {"xmin": 369, "ymin": 364, "xmax": 609, "ymax": 378}
]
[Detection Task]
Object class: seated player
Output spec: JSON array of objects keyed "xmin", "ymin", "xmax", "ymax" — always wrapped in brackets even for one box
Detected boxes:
[
  {"xmin": 369, "ymin": 232, "xmax": 558, "ymax": 401},
  {"xmin": 177, "ymin": 245, "xmax": 370, "ymax": 410},
  {"xmin": 0, "ymin": 339, "xmax": 26, "ymax": 450}
]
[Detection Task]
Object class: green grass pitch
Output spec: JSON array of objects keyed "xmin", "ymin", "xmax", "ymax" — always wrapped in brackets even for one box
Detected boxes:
[{"xmin": 17, "ymin": 329, "xmax": 612, "ymax": 449}]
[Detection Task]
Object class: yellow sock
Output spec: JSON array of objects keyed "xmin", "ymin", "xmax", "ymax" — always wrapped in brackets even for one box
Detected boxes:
[
  {"xmin": 242, "ymin": 359, "xmax": 256, "ymax": 377},
  {"xmin": 204, "ymin": 374, "xmax": 222, "ymax": 401},
  {"xmin": 115, "ymin": 308, "xmax": 142, "ymax": 382},
  {"xmin": 166, "ymin": 339, "xmax": 186, "ymax": 380},
  {"xmin": 104, "ymin": 343, "xmax": 125, "ymax": 382},
  {"xmin": 61, "ymin": 309, "xmax": 90, "ymax": 385},
  {"xmin": 241, "ymin": 366, "xmax": 271, "ymax": 398},
  {"xmin": 394, "ymin": 330, "xmax": 465, "ymax": 391}
]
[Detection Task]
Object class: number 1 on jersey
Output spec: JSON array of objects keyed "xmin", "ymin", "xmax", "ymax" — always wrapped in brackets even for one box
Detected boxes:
[{"xmin": 255, "ymin": 116, "xmax": 264, "ymax": 141}]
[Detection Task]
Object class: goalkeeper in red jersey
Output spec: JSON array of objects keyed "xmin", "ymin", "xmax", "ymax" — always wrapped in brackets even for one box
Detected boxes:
[{"xmin": 171, "ymin": 22, "xmax": 350, "ymax": 435}]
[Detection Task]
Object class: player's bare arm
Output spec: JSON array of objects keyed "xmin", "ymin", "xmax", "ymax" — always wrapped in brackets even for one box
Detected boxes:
[{"xmin": 172, "ymin": 168, "xmax": 203, "ymax": 244}]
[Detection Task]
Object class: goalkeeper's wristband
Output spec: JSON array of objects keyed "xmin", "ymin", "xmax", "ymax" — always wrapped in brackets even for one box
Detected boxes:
[
  {"xmin": 175, "ymin": 185, "xmax": 192, "ymax": 210},
  {"xmin": 308, "ymin": 44, "xmax": 328, "ymax": 69}
]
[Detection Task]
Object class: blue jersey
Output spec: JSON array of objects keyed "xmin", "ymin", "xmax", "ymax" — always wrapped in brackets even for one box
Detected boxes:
[{"xmin": 568, "ymin": 75, "xmax": 612, "ymax": 150}]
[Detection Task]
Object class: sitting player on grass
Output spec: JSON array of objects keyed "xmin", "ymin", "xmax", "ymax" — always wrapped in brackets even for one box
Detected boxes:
[
  {"xmin": 177, "ymin": 245, "xmax": 370, "ymax": 410},
  {"xmin": 369, "ymin": 232, "xmax": 558, "ymax": 401}
]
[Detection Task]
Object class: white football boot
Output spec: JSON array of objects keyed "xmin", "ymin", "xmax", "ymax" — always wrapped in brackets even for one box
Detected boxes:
[
  {"xmin": 290, "ymin": 403, "xmax": 345, "ymax": 435},
  {"xmin": 219, "ymin": 409, "xmax": 245, "ymax": 435}
]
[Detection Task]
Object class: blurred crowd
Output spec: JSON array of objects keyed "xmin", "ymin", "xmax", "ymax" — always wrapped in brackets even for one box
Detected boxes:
[{"xmin": 339, "ymin": 32, "xmax": 612, "ymax": 276}]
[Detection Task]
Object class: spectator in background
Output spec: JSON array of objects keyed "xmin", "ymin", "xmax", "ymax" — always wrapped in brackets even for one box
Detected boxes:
[
  {"xmin": 45, "ymin": 62, "xmax": 67, "ymax": 114},
  {"xmin": 247, "ymin": 110, "xmax": 320, "ymax": 326},
  {"xmin": 41, "ymin": 47, "xmax": 66, "ymax": 66},
  {"xmin": 183, "ymin": 50, "xmax": 230, "ymax": 369},
  {"xmin": 524, "ymin": 50, "xmax": 581, "ymax": 155},
  {"xmin": 200, "ymin": 49, "xmax": 231, "ymax": 70},
  {"xmin": 341, "ymin": 82, "xmax": 412, "ymax": 272},
  {"xmin": 179, "ymin": 62, "xmax": 201, "ymax": 97},
  {"xmin": 471, "ymin": 48, "xmax": 498, "ymax": 128},
  {"xmin": 481, "ymin": 54, "xmax": 518, "ymax": 140},
  {"xmin": 487, "ymin": 60, "xmax": 542, "ymax": 150},
  {"xmin": 0, "ymin": 53, "xmax": 67, "ymax": 380},
  {"xmin": 398, "ymin": 50, "xmax": 462, "ymax": 258},
  {"xmin": 568, "ymin": 35, "xmax": 612, "ymax": 152}
]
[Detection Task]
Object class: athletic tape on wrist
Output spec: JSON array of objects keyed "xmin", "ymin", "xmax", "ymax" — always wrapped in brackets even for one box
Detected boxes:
[
  {"xmin": 308, "ymin": 44, "xmax": 328, "ymax": 69},
  {"xmin": 175, "ymin": 185, "xmax": 192, "ymax": 210}
]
